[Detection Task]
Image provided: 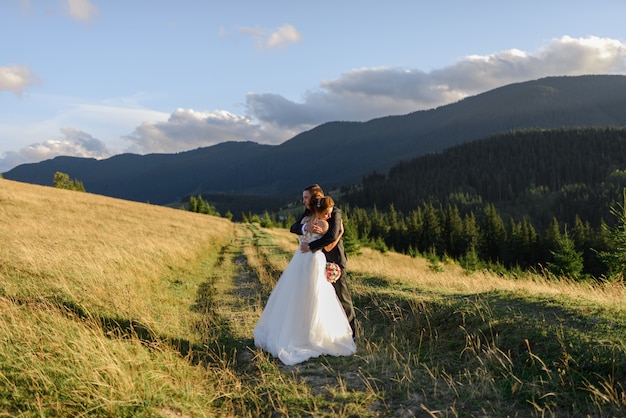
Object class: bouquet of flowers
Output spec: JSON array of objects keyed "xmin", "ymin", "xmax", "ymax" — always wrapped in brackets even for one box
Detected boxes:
[{"xmin": 325, "ymin": 262, "xmax": 342, "ymax": 283}]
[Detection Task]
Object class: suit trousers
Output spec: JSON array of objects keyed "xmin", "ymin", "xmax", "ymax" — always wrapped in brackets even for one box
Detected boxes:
[{"xmin": 332, "ymin": 269, "xmax": 356, "ymax": 338}]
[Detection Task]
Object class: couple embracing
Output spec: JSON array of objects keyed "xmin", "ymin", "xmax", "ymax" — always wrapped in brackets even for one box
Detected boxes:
[{"xmin": 253, "ymin": 184, "xmax": 357, "ymax": 366}]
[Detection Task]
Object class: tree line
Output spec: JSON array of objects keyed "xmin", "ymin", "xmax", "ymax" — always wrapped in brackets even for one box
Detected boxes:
[
  {"xmin": 244, "ymin": 128, "xmax": 626, "ymax": 281},
  {"xmin": 333, "ymin": 127, "xmax": 626, "ymax": 280},
  {"xmin": 342, "ymin": 127, "xmax": 626, "ymax": 230},
  {"xmin": 342, "ymin": 202, "xmax": 615, "ymax": 279}
]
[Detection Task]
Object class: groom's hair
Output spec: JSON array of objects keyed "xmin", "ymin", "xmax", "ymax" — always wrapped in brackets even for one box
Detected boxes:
[{"xmin": 304, "ymin": 184, "xmax": 324, "ymax": 200}]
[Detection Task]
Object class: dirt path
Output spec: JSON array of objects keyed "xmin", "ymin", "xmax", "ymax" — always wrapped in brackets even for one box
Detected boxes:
[{"xmin": 216, "ymin": 224, "xmax": 370, "ymax": 397}]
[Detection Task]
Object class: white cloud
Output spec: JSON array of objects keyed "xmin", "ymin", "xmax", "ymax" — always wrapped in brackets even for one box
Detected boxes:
[
  {"xmin": 0, "ymin": 128, "xmax": 110, "ymax": 172},
  {"xmin": 60, "ymin": 127, "xmax": 108, "ymax": 154},
  {"xmin": 238, "ymin": 23, "xmax": 302, "ymax": 49},
  {"xmin": 267, "ymin": 24, "xmax": 302, "ymax": 48},
  {"xmin": 244, "ymin": 36, "xmax": 626, "ymax": 128},
  {"xmin": 4, "ymin": 35, "xmax": 626, "ymax": 171},
  {"xmin": 13, "ymin": 0, "xmax": 99, "ymax": 22},
  {"xmin": 0, "ymin": 64, "xmax": 40, "ymax": 95},
  {"xmin": 432, "ymin": 36, "xmax": 626, "ymax": 93},
  {"xmin": 17, "ymin": 35, "xmax": 626, "ymax": 161},
  {"xmin": 64, "ymin": 0, "xmax": 99, "ymax": 23},
  {"xmin": 0, "ymin": 96, "xmax": 170, "ymax": 171},
  {"xmin": 16, "ymin": 0, "xmax": 32, "ymax": 13},
  {"xmin": 123, "ymin": 108, "xmax": 298, "ymax": 154}
]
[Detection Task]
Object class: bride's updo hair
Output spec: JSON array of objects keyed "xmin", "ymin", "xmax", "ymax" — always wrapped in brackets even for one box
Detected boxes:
[{"xmin": 313, "ymin": 196, "xmax": 334, "ymax": 214}]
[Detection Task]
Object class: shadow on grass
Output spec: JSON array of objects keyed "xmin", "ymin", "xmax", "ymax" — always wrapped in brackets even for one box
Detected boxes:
[
  {"xmin": 32, "ymin": 294, "xmax": 218, "ymax": 366},
  {"xmin": 351, "ymin": 275, "xmax": 626, "ymax": 415},
  {"xmin": 9, "ymin": 243, "xmax": 247, "ymax": 368}
]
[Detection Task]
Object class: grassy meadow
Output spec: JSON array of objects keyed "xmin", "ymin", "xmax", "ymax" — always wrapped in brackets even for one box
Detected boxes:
[{"xmin": 1, "ymin": 177, "xmax": 625, "ymax": 417}]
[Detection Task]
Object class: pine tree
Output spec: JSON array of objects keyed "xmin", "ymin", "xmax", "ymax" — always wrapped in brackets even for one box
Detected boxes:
[
  {"xmin": 572, "ymin": 215, "xmax": 589, "ymax": 249},
  {"xmin": 507, "ymin": 217, "xmax": 523, "ymax": 267},
  {"xmin": 480, "ymin": 203, "xmax": 506, "ymax": 262},
  {"xmin": 596, "ymin": 196, "xmax": 626, "ymax": 281},
  {"xmin": 462, "ymin": 211, "xmax": 480, "ymax": 255},
  {"xmin": 188, "ymin": 196, "xmax": 198, "ymax": 212},
  {"xmin": 543, "ymin": 217, "xmax": 562, "ymax": 260},
  {"xmin": 460, "ymin": 244, "xmax": 481, "ymax": 272},
  {"xmin": 196, "ymin": 195, "xmax": 208, "ymax": 214},
  {"xmin": 342, "ymin": 215, "xmax": 362, "ymax": 256},
  {"xmin": 348, "ymin": 207, "xmax": 371, "ymax": 241},
  {"xmin": 260, "ymin": 211, "xmax": 274, "ymax": 228},
  {"xmin": 386, "ymin": 203, "xmax": 407, "ymax": 252},
  {"xmin": 421, "ymin": 203, "xmax": 442, "ymax": 255},
  {"xmin": 369, "ymin": 206, "xmax": 390, "ymax": 243},
  {"xmin": 406, "ymin": 208, "xmax": 423, "ymax": 253},
  {"xmin": 547, "ymin": 230, "xmax": 584, "ymax": 280},
  {"xmin": 521, "ymin": 217, "xmax": 539, "ymax": 267},
  {"xmin": 443, "ymin": 205, "xmax": 464, "ymax": 258}
]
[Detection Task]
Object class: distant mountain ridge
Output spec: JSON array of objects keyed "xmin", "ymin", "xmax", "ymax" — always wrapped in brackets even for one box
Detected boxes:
[{"xmin": 5, "ymin": 74, "xmax": 626, "ymax": 205}]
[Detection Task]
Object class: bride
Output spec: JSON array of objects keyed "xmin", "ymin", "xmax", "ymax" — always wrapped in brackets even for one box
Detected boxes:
[{"xmin": 253, "ymin": 196, "xmax": 356, "ymax": 366}]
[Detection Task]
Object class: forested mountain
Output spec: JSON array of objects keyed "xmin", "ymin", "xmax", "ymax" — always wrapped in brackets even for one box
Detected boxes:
[
  {"xmin": 343, "ymin": 127, "xmax": 626, "ymax": 231},
  {"xmin": 5, "ymin": 75, "xmax": 626, "ymax": 206},
  {"xmin": 337, "ymin": 127, "xmax": 626, "ymax": 278}
]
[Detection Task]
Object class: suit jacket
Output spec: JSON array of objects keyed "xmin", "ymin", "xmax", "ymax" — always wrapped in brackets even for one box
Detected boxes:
[{"xmin": 290, "ymin": 207, "xmax": 347, "ymax": 270}]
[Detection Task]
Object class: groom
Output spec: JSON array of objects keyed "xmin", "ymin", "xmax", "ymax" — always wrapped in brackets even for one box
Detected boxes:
[{"xmin": 290, "ymin": 184, "xmax": 356, "ymax": 338}]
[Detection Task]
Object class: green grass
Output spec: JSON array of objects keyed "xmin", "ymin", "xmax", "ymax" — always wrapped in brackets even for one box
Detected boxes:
[
  {"xmin": 1, "ymin": 178, "xmax": 625, "ymax": 417},
  {"xmin": 345, "ymin": 276, "xmax": 626, "ymax": 416}
]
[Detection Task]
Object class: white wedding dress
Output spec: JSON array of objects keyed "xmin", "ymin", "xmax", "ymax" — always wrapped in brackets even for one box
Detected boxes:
[{"xmin": 253, "ymin": 230, "xmax": 356, "ymax": 365}]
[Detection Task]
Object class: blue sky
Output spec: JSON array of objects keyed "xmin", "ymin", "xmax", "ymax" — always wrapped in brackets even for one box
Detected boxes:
[{"xmin": 2, "ymin": 0, "xmax": 626, "ymax": 173}]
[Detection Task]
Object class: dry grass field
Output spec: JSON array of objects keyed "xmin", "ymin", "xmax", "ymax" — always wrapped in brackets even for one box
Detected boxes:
[{"xmin": 1, "ymin": 178, "xmax": 625, "ymax": 417}]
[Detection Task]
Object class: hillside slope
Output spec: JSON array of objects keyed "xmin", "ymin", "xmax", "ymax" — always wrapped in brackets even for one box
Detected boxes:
[{"xmin": 1, "ymin": 178, "xmax": 625, "ymax": 416}]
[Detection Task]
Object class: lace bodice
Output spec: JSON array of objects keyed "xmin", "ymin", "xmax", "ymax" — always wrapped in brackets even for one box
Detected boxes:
[
  {"xmin": 299, "ymin": 217, "xmax": 328, "ymax": 244},
  {"xmin": 300, "ymin": 231, "xmax": 322, "ymax": 244}
]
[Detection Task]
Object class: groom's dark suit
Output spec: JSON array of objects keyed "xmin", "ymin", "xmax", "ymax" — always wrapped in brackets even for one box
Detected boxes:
[{"xmin": 290, "ymin": 206, "xmax": 356, "ymax": 336}]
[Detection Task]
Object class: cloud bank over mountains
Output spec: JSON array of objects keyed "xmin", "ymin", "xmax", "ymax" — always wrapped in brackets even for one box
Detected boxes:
[{"xmin": 2, "ymin": 34, "xmax": 626, "ymax": 172}]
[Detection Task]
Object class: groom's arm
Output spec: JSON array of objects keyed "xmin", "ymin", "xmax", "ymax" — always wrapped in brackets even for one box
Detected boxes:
[
  {"xmin": 325, "ymin": 221, "xmax": 343, "ymax": 252},
  {"xmin": 289, "ymin": 210, "xmax": 309, "ymax": 235},
  {"xmin": 308, "ymin": 208, "xmax": 342, "ymax": 252}
]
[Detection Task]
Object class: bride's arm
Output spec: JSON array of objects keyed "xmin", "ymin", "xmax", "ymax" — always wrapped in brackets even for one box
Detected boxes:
[
  {"xmin": 308, "ymin": 207, "xmax": 343, "ymax": 252},
  {"xmin": 317, "ymin": 219, "xmax": 329, "ymax": 235}
]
